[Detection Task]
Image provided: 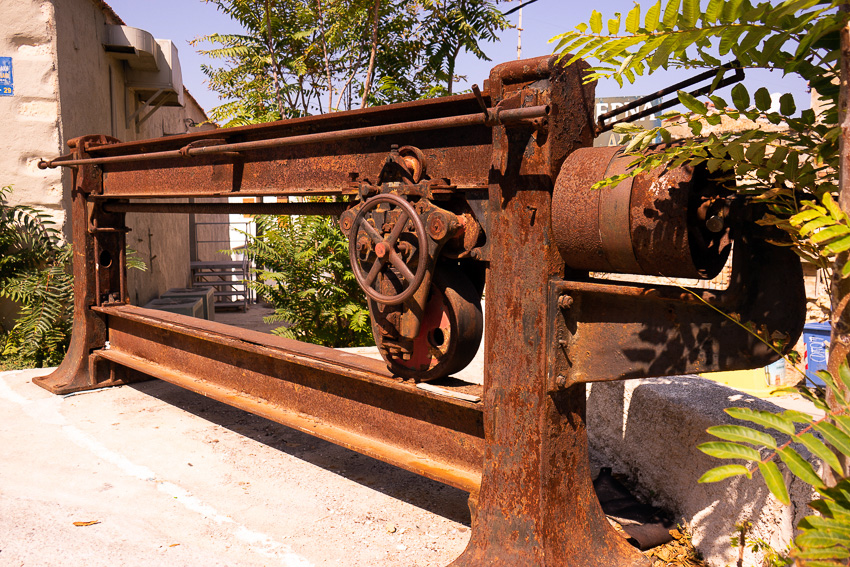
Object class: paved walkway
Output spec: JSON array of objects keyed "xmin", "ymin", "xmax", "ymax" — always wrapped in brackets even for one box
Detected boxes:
[{"xmin": 0, "ymin": 367, "xmax": 472, "ymax": 567}]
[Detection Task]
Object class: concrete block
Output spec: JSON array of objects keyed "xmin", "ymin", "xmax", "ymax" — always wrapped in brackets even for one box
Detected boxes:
[
  {"xmin": 143, "ymin": 297, "xmax": 203, "ymax": 319},
  {"xmin": 587, "ymin": 376, "xmax": 816, "ymax": 566},
  {"xmin": 162, "ymin": 287, "xmax": 216, "ymax": 321}
]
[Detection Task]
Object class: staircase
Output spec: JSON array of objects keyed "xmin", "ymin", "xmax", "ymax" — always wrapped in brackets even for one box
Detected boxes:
[{"xmin": 190, "ymin": 216, "xmax": 253, "ymax": 312}]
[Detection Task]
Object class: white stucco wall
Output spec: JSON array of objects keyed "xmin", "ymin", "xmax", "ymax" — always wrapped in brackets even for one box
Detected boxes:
[
  {"xmin": 0, "ymin": 0, "xmax": 64, "ymax": 216},
  {"xmin": 1, "ymin": 0, "xmax": 228, "ymax": 310}
]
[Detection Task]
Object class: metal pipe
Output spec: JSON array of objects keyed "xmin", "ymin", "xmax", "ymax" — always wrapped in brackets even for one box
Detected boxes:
[
  {"xmin": 102, "ymin": 201, "xmax": 353, "ymax": 216},
  {"xmin": 596, "ymin": 62, "xmax": 741, "ymax": 122},
  {"xmin": 595, "ymin": 63, "xmax": 744, "ymax": 134},
  {"xmin": 39, "ymin": 105, "xmax": 550, "ymax": 169}
]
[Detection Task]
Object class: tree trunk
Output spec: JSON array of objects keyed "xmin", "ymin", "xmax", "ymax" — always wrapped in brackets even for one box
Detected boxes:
[
  {"xmin": 360, "ymin": 0, "xmax": 381, "ymax": 108},
  {"xmin": 335, "ymin": 67, "xmax": 359, "ymax": 110},
  {"xmin": 831, "ymin": 5, "xmax": 850, "ymax": 479},
  {"xmin": 447, "ymin": 45, "xmax": 459, "ymax": 96},
  {"xmin": 264, "ymin": 0, "xmax": 286, "ymax": 118},
  {"xmin": 315, "ymin": 0, "xmax": 333, "ymax": 113}
]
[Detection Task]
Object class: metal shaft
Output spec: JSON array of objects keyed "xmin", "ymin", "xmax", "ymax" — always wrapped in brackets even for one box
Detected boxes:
[
  {"xmin": 101, "ymin": 201, "xmax": 352, "ymax": 216},
  {"xmin": 40, "ymin": 105, "xmax": 549, "ymax": 169}
]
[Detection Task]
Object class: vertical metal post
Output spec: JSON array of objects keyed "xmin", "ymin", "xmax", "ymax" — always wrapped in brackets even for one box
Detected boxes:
[
  {"xmin": 450, "ymin": 57, "xmax": 650, "ymax": 567},
  {"xmin": 34, "ymin": 135, "xmax": 135, "ymax": 395},
  {"xmin": 517, "ymin": 8, "xmax": 523, "ymax": 60},
  {"xmin": 188, "ymin": 197, "xmax": 199, "ymax": 264}
]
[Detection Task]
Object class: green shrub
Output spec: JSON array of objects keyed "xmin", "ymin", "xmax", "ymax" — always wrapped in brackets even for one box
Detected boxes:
[
  {"xmin": 1, "ymin": 245, "xmax": 73, "ymax": 368},
  {"xmin": 240, "ymin": 213, "xmax": 372, "ymax": 348},
  {"xmin": 0, "ymin": 185, "xmax": 72, "ymax": 368}
]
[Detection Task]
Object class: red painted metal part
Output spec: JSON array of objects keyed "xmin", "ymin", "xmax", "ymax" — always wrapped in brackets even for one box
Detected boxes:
[{"xmin": 34, "ymin": 54, "xmax": 806, "ymax": 566}]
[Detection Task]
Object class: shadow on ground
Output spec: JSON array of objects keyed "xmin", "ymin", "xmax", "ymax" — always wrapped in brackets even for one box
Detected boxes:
[{"xmin": 128, "ymin": 378, "xmax": 473, "ymax": 526}]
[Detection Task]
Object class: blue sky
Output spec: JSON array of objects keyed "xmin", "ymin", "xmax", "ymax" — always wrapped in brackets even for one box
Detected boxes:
[{"xmin": 105, "ymin": 0, "xmax": 811, "ymax": 119}]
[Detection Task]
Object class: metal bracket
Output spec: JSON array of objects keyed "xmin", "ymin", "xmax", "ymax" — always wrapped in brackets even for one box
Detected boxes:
[
  {"xmin": 126, "ymin": 88, "xmax": 167, "ymax": 131},
  {"xmin": 547, "ymin": 279, "xmax": 576, "ymax": 392}
]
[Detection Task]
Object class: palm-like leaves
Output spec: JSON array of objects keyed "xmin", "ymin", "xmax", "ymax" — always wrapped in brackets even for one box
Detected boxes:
[
  {"xmin": 1, "ymin": 246, "xmax": 73, "ymax": 367},
  {"xmin": 0, "ymin": 186, "xmax": 72, "ymax": 368},
  {"xmin": 698, "ymin": 361, "xmax": 850, "ymax": 565},
  {"xmin": 0, "ymin": 187, "xmax": 145, "ymax": 368}
]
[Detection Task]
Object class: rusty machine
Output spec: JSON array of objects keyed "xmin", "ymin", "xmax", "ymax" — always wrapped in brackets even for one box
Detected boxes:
[{"xmin": 37, "ymin": 56, "xmax": 804, "ymax": 566}]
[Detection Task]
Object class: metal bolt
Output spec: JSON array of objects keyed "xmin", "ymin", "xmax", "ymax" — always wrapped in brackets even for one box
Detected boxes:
[
  {"xmin": 706, "ymin": 214, "xmax": 725, "ymax": 233},
  {"xmin": 558, "ymin": 294, "xmax": 574, "ymax": 310},
  {"xmin": 428, "ymin": 215, "xmax": 447, "ymax": 239},
  {"xmin": 375, "ymin": 242, "xmax": 390, "ymax": 258},
  {"xmin": 556, "ymin": 374, "xmax": 568, "ymax": 388}
]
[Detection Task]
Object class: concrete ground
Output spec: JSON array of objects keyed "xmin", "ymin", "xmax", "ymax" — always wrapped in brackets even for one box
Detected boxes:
[
  {"xmin": 1, "ymin": 304, "xmax": 821, "ymax": 566},
  {"xmin": 0, "ymin": 367, "xmax": 473, "ymax": 567}
]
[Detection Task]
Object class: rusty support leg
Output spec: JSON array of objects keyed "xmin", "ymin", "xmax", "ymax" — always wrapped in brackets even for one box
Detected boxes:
[
  {"xmin": 35, "ymin": 136, "xmax": 139, "ymax": 395},
  {"xmin": 451, "ymin": 57, "xmax": 650, "ymax": 567}
]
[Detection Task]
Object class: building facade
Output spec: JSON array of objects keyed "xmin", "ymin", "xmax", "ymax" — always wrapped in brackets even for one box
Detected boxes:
[{"xmin": 1, "ymin": 0, "xmax": 228, "ymax": 313}]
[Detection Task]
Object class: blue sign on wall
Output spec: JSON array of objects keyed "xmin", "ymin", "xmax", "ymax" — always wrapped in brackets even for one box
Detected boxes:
[{"xmin": 0, "ymin": 57, "xmax": 13, "ymax": 96}]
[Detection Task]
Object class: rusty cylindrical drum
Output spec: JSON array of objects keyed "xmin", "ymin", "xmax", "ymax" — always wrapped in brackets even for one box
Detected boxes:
[{"xmin": 552, "ymin": 146, "xmax": 733, "ymax": 279}]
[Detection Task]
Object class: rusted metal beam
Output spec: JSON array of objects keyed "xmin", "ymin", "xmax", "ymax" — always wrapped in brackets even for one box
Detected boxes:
[
  {"xmin": 92, "ymin": 304, "xmax": 484, "ymax": 492},
  {"xmin": 100, "ymin": 200, "xmax": 352, "ymax": 216},
  {"xmin": 39, "ymin": 106, "xmax": 548, "ymax": 169},
  {"xmin": 52, "ymin": 91, "xmax": 505, "ymax": 199}
]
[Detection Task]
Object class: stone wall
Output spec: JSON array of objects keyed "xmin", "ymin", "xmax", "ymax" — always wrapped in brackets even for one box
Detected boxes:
[{"xmin": 0, "ymin": 0, "xmax": 63, "ymax": 218}]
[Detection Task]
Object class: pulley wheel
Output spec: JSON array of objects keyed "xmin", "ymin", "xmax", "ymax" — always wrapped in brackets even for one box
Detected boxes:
[{"xmin": 371, "ymin": 269, "xmax": 483, "ymax": 382}]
